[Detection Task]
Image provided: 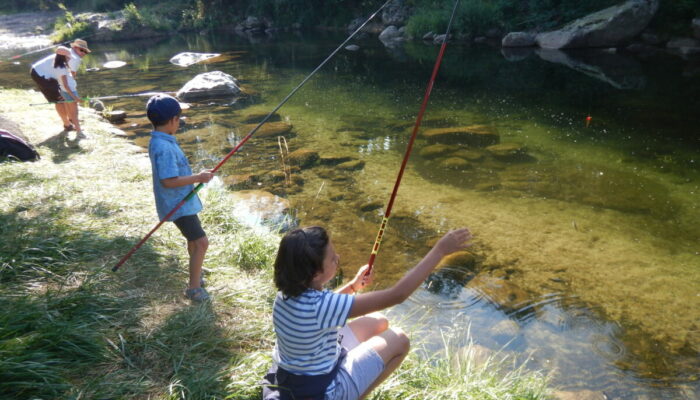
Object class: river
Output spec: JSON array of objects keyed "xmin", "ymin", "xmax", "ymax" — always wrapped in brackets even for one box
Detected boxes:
[{"xmin": 1, "ymin": 31, "xmax": 698, "ymax": 399}]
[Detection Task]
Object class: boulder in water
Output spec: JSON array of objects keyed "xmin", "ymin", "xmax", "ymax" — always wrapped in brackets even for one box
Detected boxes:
[
  {"xmin": 423, "ymin": 125, "xmax": 499, "ymax": 146},
  {"xmin": 536, "ymin": 0, "xmax": 660, "ymax": 49},
  {"xmin": 176, "ymin": 71, "xmax": 241, "ymax": 101},
  {"xmin": 502, "ymin": 32, "xmax": 536, "ymax": 47},
  {"xmin": 169, "ymin": 52, "xmax": 222, "ymax": 67}
]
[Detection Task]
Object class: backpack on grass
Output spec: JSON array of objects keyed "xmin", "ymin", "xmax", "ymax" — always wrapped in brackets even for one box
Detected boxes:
[{"xmin": 0, "ymin": 129, "xmax": 40, "ymax": 161}]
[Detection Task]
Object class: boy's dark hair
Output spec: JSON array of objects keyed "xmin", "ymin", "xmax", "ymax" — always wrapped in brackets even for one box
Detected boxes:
[
  {"xmin": 146, "ymin": 94, "xmax": 182, "ymax": 127},
  {"xmin": 274, "ymin": 226, "xmax": 328, "ymax": 298},
  {"xmin": 53, "ymin": 54, "xmax": 68, "ymax": 69}
]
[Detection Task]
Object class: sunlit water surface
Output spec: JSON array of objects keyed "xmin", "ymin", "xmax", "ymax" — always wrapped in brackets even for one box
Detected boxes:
[{"xmin": 2, "ymin": 31, "xmax": 698, "ymax": 398}]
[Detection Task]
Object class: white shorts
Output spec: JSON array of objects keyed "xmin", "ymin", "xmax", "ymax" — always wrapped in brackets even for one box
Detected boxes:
[{"xmin": 326, "ymin": 326, "xmax": 385, "ymax": 400}]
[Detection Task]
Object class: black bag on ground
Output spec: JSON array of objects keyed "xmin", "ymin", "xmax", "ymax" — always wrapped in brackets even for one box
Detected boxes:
[{"xmin": 0, "ymin": 129, "xmax": 40, "ymax": 161}]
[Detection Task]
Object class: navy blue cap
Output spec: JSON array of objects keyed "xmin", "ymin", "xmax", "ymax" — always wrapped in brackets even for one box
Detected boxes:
[{"xmin": 146, "ymin": 94, "xmax": 181, "ymax": 125}]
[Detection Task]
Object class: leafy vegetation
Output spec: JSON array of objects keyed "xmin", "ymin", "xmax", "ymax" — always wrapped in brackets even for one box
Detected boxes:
[{"xmin": 3, "ymin": 0, "xmax": 698, "ymax": 36}]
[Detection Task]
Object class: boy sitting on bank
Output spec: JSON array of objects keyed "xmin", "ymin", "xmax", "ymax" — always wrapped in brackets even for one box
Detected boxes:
[{"xmin": 146, "ymin": 94, "xmax": 214, "ymax": 301}]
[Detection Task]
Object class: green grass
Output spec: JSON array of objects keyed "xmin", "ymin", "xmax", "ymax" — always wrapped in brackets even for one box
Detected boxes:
[{"xmin": 0, "ymin": 89, "xmax": 551, "ymax": 399}]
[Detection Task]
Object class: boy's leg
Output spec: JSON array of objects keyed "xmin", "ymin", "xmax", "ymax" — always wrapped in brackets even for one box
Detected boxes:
[
  {"xmin": 187, "ymin": 235, "xmax": 208, "ymax": 289},
  {"xmin": 360, "ymin": 327, "xmax": 410, "ymax": 400},
  {"xmin": 348, "ymin": 312, "xmax": 389, "ymax": 342}
]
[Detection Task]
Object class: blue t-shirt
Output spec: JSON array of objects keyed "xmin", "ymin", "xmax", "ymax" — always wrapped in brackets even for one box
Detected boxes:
[
  {"xmin": 272, "ymin": 289, "xmax": 354, "ymax": 384},
  {"xmin": 148, "ymin": 130, "xmax": 202, "ymax": 221}
]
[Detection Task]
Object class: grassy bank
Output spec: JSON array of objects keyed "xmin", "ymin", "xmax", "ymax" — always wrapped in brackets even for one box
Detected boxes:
[{"xmin": 0, "ymin": 88, "xmax": 550, "ymax": 399}]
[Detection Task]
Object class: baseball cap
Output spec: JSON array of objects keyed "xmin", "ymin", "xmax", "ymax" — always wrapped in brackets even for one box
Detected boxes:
[
  {"xmin": 146, "ymin": 94, "xmax": 182, "ymax": 125},
  {"xmin": 71, "ymin": 39, "xmax": 91, "ymax": 53}
]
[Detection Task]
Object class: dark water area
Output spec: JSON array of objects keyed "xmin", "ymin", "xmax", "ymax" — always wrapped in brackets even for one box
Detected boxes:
[{"xmin": 1, "ymin": 31, "xmax": 698, "ymax": 398}]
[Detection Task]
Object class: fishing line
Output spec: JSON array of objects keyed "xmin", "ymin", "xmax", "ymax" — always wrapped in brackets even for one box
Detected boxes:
[
  {"xmin": 365, "ymin": 0, "xmax": 460, "ymax": 276},
  {"xmin": 112, "ymin": 0, "xmax": 394, "ymax": 272},
  {"xmin": 2, "ymin": 32, "xmax": 97, "ymax": 63}
]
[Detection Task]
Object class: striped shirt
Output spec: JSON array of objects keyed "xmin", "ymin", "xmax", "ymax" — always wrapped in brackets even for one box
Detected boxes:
[{"xmin": 272, "ymin": 289, "xmax": 354, "ymax": 379}]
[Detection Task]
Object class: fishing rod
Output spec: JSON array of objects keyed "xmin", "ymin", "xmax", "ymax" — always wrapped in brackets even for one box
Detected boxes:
[
  {"xmin": 28, "ymin": 91, "xmax": 177, "ymax": 106},
  {"xmin": 365, "ymin": 0, "xmax": 460, "ymax": 276},
  {"xmin": 3, "ymin": 31, "xmax": 97, "ymax": 62},
  {"xmin": 112, "ymin": 0, "xmax": 394, "ymax": 272}
]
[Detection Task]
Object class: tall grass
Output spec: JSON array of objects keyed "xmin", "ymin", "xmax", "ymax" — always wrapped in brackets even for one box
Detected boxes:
[{"xmin": 0, "ymin": 89, "xmax": 550, "ymax": 399}]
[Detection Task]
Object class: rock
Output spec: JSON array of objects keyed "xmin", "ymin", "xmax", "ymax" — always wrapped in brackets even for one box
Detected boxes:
[
  {"xmin": 666, "ymin": 37, "xmax": 700, "ymax": 56},
  {"xmin": 242, "ymin": 16, "xmax": 265, "ymax": 31},
  {"xmin": 103, "ymin": 110, "xmax": 126, "ymax": 123},
  {"xmin": 223, "ymin": 173, "xmax": 259, "ymax": 189},
  {"xmin": 382, "ymin": 0, "xmax": 410, "ymax": 26},
  {"xmin": 176, "ymin": 71, "xmax": 241, "ymax": 101},
  {"xmin": 536, "ymin": 48, "xmax": 646, "ymax": 89},
  {"xmin": 423, "ymin": 125, "xmax": 499, "ymax": 146},
  {"xmin": 553, "ymin": 390, "xmax": 608, "ymax": 400},
  {"xmin": 437, "ymin": 251, "xmax": 476, "ymax": 270},
  {"xmin": 419, "ymin": 144, "xmax": 453, "ymax": 159},
  {"xmin": 238, "ymin": 110, "xmax": 281, "ymax": 124},
  {"xmin": 485, "ymin": 142, "xmax": 527, "ymax": 160},
  {"xmin": 329, "ymin": 192, "xmax": 345, "ymax": 201},
  {"xmin": 169, "ymin": 52, "xmax": 222, "ymax": 67},
  {"xmin": 241, "ymin": 121, "xmax": 293, "ymax": 138},
  {"xmin": 89, "ymin": 99, "xmax": 105, "ymax": 112},
  {"xmin": 640, "ymin": 32, "xmax": 663, "ymax": 45},
  {"xmin": 336, "ymin": 159, "xmax": 365, "ymax": 171},
  {"xmin": 433, "ymin": 34, "xmax": 450, "ymax": 45},
  {"xmin": 466, "ymin": 275, "xmax": 530, "ymax": 311},
  {"xmin": 359, "ymin": 200, "xmax": 383, "ymax": 212},
  {"xmin": 438, "ymin": 157, "xmax": 471, "ymax": 170},
  {"xmin": 345, "ymin": 44, "xmax": 360, "ymax": 51},
  {"xmin": 491, "ymin": 319, "xmax": 520, "ymax": 338},
  {"xmin": 319, "ymin": 154, "xmax": 354, "ymax": 165},
  {"xmin": 693, "ymin": 18, "xmax": 700, "ymax": 40},
  {"xmin": 422, "ymin": 31, "xmax": 435, "ymax": 41},
  {"xmin": 450, "ymin": 149, "xmax": 484, "ymax": 161},
  {"xmin": 266, "ymin": 170, "xmax": 287, "ymax": 182},
  {"xmin": 287, "ymin": 149, "xmax": 319, "ymax": 168},
  {"xmin": 536, "ymin": 0, "xmax": 660, "ymax": 49},
  {"xmin": 501, "ymin": 32, "xmax": 536, "ymax": 47},
  {"xmin": 379, "ymin": 25, "xmax": 406, "ymax": 47},
  {"xmin": 667, "ymin": 37, "xmax": 700, "ymax": 49}
]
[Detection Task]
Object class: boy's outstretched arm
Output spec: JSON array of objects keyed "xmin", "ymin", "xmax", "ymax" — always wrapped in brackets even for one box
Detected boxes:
[
  {"xmin": 161, "ymin": 170, "xmax": 214, "ymax": 188},
  {"xmin": 348, "ymin": 228, "xmax": 472, "ymax": 318}
]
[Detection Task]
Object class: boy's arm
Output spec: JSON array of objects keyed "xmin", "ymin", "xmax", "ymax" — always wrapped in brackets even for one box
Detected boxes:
[{"xmin": 161, "ymin": 170, "xmax": 214, "ymax": 188}]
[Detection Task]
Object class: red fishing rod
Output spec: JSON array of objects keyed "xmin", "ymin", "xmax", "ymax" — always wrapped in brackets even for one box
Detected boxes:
[
  {"xmin": 113, "ymin": 0, "xmax": 394, "ymax": 272},
  {"xmin": 366, "ymin": 0, "xmax": 460, "ymax": 275}
]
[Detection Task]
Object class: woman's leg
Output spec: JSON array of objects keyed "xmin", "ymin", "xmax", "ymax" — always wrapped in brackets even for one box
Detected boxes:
[
  {"xmin": 360, "ymin": 327, "xmax": 410, "ymax": 399},
  {"xmin": 55, "ymin": 103, "xmax": 71, "ymax": 128}
]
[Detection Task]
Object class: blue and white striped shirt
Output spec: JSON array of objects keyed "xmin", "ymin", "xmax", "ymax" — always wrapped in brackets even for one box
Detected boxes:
[{"xmin": 272, "ymin": 289, "xmax": 354, "ymax": 378}]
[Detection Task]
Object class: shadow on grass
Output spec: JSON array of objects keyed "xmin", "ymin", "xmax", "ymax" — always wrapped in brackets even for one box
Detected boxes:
[{"xmin": 36, "ymin": 129, "xmax": 85, "ymax": 164}]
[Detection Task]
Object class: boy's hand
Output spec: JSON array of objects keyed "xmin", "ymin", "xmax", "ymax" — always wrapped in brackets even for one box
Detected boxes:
[
  {"xmin": 197, "ymin": 170, "xmax": 214, "ymax": 183},
  {"xmin": 351, "ymin": 264, "xmax": 373, "ymax": 292},
  {"xmin": 434, "ymin": 228, "xmax": 472, "ymax": 257}
]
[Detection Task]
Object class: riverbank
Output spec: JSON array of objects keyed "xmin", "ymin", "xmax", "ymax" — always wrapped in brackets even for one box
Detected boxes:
[{"xmin": 0, "ymin": 88, "xmax": 551, "ymax": 399}]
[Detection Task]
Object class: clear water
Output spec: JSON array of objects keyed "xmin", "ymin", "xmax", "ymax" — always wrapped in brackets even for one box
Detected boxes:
[{"xmin": 2, "ymin": 31, "xmax": 698, "ymax": 398}]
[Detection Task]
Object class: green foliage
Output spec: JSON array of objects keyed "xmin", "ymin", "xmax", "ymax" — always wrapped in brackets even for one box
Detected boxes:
[
  {"xmin": 405, "ymin": 8, "xmax": 448, "ymax": 37},
  {"xmin": 122, "ymin": 2, "xmax": 143, "ymax": 24},
  {"xmin": 51, "ymin": 7, "xmax": 93, "ymax": 42}
]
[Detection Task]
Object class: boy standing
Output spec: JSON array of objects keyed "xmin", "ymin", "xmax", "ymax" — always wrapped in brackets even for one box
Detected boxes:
[{"xmin": 146, "ymin": 94, "xmax": 213, "ymax": 302}]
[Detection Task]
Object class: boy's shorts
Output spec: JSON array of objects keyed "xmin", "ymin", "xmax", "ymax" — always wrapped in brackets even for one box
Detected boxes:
[
  {"xmin": 326, "ymin": 326, "xmax": 385, "ymax": 400},
  {"xmin": 173, "ymin": 214, "xmax": 206, "ymax": 241}
]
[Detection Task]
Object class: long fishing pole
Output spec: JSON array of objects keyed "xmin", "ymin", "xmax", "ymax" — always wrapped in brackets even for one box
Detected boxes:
[
  {"xmin": 3, "ymin": 32, "xmax": 96, "ymax": 62},
  {"xmin": 365, "ymin": 0, "xmax": 460, "ymax": 276},
  {"xmin": 112, "ymin": 0, "xmax": 394, "ymax": 272},
  {"xmin": 28, "ymin": 91, "xmax": 177, "ymax": 106}
]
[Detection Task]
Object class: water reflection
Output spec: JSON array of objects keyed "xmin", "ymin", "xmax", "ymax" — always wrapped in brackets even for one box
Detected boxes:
[{"xmin": 1, "ymin": 31, "xmax": 698, "ymax": 399}]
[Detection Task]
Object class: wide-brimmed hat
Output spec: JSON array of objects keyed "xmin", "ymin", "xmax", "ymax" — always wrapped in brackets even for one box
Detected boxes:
[{"xmin": 70, "ymin": 39, "xmax": 91, "ymax": 53}]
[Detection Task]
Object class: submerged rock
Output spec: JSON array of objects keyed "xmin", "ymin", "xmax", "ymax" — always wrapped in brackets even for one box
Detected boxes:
[
  {"xmin": 287, "ymin": 149, "xmax": 319, "ymax": 168},
  {"xmin": 103, "ymin": 110, "xmax": 127, "ymax": 123},
  {"xmin": 423, "ymin": 125, "xmax": 499, "ymax": 146},
  {"xmin": 438, "ymin": 157, "xmax": 471, "ymax": 170},
  {"xmin": 176, "ymin": 71, "xmax": 241, "ymax": 101},
  {"xmin": 536, "ymin": 0, "xmax": 660, "ymax": 49},
  {"xmin": 228, "ymin": 189, "xmax": 291, "ymax": 228},
  {"xmin": 467, "ymin": 275, "xmax": 530, "ymax": 311},
  {"xmin": 238, "ymin": 110, "xmax": 281, "ymax": 124},
  {"xmin": 241, "ymin": 121, "xmax": 293, "ymax": 138},
  {"xmin": 419, "ymin": 143, "xmax": 453, "ymax": 159},
  {"xmin": 319, "ymin": 154, "xmax": 354, "ymax": 165},
  {"xmin": 337, "ymin": 159, "xmax": 365, "ymax": 171},
  {"xmin": 485, "ymin": 142, "xmax": 529, "ymax": 160}
]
